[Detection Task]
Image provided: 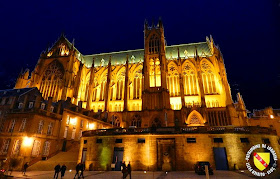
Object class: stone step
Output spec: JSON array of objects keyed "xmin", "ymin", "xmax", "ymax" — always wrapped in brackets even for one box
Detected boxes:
[{"xmin": 28, "ymin": 143, "xmax": 79, "ymax": 171}]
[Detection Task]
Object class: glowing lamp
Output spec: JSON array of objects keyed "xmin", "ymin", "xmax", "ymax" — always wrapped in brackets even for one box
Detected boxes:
[
  {"xmin": 70, "ymin": 118, "xmax": 77, "ymax": 125},
  {"xmin": 88, "ymin": 123, "xmax": 95, "ymax": 130},
  {"xmin": 23, "ymin": 137, "xmax": 33, "ymax": 147},
  {"xmin": 270, "ymin": 115, "xmax": 274, "ymax": 119}
]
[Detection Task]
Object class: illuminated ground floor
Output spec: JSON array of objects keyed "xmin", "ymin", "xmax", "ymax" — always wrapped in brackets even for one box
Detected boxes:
[{"xmin": 79, "ymin": 126, "xmax": 280, "ymax": 171}]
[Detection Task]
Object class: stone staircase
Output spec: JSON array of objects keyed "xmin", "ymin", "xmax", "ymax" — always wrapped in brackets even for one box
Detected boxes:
[{"xmin": 28, "ymin": 143, "xmax": 79, "ymax": 171}]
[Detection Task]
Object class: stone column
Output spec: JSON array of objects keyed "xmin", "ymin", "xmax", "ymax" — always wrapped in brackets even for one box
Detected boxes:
[
  {"xmin": 87, "ymin": 58, "xmax": 95, "ymax": 110},
  {"xmin": 123, "ymin": 55, "xmax": 129, "ymax": 111},
  {"xmin": 104, "ymin": 57, "xmax": 112, "ymax": 112}
]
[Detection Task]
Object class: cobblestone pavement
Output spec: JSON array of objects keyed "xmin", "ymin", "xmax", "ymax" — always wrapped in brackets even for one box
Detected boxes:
[{"xmin": 9, "ymin": 170, "xmax": 254, "ymax": 179}]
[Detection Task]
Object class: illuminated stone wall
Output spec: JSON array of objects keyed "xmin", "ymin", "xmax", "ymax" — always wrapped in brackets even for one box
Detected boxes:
[{"xmin": 80, "ymin": 133, "xmax": 280, "ymax": 171}]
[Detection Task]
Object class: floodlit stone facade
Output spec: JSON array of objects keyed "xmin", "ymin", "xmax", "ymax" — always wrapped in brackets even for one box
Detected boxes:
[{"xmin": 1, "ymin": 20, "xmax": 278, "ymax": 171}]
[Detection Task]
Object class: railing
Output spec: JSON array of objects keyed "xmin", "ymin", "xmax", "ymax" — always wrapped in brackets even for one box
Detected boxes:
[{"xmin": 82, "ymin": 126, "xmax": 277, "ymax": 137}]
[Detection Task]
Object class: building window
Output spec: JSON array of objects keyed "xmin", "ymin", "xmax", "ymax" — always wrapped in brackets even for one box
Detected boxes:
[
  {"xmin": 79, "ymin": 129, "xmax": 83, "ymax": 139},
  {"xmin": 71, "ymin": 127, "xmax": 76, "ymax": 140},
  {"xmin": 64, "ymin": 126, "xmax": 68, "ymax": 138},
  {"xmin": 28, "ymin": 102, "xmax": 34, "ymax": 109},
  {"xmin": 214, "ymin": 138, "xmax": 223, "ymax": 143},
  {"xmin": 137, "ymin": 138, "xmax": 145, "ymax": 143},
  {"xmin": 66, "ymin": 115, "xmax": 70, "ymax": 125},
  {"xmin": 80, "ymin": 120, "xmax": 84, "ymax": 128},
  {"xmin": 96, "ymin": 139, "xmax": 102, "ymax": 143},
  {"xmin": 187, "ymin": 138, "xmax": 196, "ymax": 143},
  {"xmin": 37, "ymin": 120, "xmax": 44, "ymax": 134},
  {"xmin": 263, "ymin": 138, "xmax": 270, "ymax": 144},
  {"xmin": 84, "ymin": 140, "xmax": 88, "ymax": 144},
  {"xmin": 7, "ymin": 98, "xmax": 13, "ymax": 105},
  {"xmin": 8, "ymin": 119, "xmax": 16, "ymax": 133},
  {"xmin": 50, "ymin": 106, "xmax": 54, "ymax": 112},
  {"xmin": 148, "ymin": 34, "xmax": 159, "ymax": 54},
  {"xmin": 47, "ymin": 122, "xmax": 53, "ymax": 135},
  {"xmin": 41, "ymin": 103, "xmax": 46, "ymax": 110},
  {"xmin": 115, "ymin": 139, "xmax": 122, "ymax": 143},
  {"xmin": 131, "ymin": 115, "xmax": 141, "ymax": 127},
  {"xmin": 42, "ymin": 141, "xmax": 50, "ymax": 156},
  {"xmin": 18, "ymin": 103, "xmax": 23, "ymax": 109},
  {"xmin": 1, "ymin": 98, "xmax": 6, "ymax": 105},
  {"xmin": 12, "ymin": 140, "xmax": 21, "ymax": 155},
  {"xmin": 19, "ymin": 118, "xmax": 27, "ymax": 132},
  {"xmin": 1, "ymin": 139, "xmax": 11, "ymax": 154},
  {"xmin": 240, "ymin": 138, "xmax": 249, "ymax": 143},
  {"xmin": 31, "ymin": 140, "xmax": 41, "ymax": 156},
  {"xmin": 149, "ymin": 58, "xmax": 161, "ymax": 87}
]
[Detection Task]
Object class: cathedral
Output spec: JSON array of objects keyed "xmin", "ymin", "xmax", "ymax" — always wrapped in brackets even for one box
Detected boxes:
[
  {"xmin": 15, "ymin": 19, "xmax": 245, "ymax": 128},
  {"xmin": 3, "ymin": 20, "xmax": 279, "ymax": 172}
]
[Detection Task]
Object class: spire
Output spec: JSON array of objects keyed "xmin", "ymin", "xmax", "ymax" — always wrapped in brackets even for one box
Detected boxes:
[
  {"xmin": 126, "ymin": 54, "xmax": 129, "ymax": 64},
  {"xmin": 109, "ymin": 56, "xmax": 112, "ymax": 66},
  {"xmin": 92, "ymin": 57, "xmax": 95, "ymax": 68},
  {"xmin": 151, "ymin": 18, "xmax": 155, "ymax": 28},
  {"xmin": 177, "ymin": 47, "xmax": 180, "ymax": 59},
  {"xmin": 144, "ymin": 19, "xmax": 148, "ymax": 30},
  {"xmin": 158, "ymin": 17, "xmax": 163, "ymax": 28},
  {"xmin": 194, "ymin": 46, "xmax": 199, "ymax": 61}
]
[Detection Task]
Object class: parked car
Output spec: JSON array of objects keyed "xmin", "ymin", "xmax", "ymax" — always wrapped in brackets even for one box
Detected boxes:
[{"xmin": 194, "ymin": 161, "xmax": 214, "ymax": 175}]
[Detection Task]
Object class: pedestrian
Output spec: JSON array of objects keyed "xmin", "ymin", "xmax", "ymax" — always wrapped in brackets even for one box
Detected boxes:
[
  {"xmin": 74, "ymin": 163, "xmax": 81, "ymax": 179},
  {"xmin": 127, "ymin": 161, "xmax": 131, "ymax": 179},
  {"xmin": 60, "ymin": 164, "xmax": 67, "ymax": 178},
  {"xmin": 22, "ymin": 162, "xmax": 29, "ymax": 175},
  {"xmin": 79, "ymin": 163, "xmax": 85, "ymax": 179},
  {"xmin": 54, "ymin": 164, "xmax": 61, "ymax": 179},
  {"xmin": 121, "ymin": 161, "xmax": 127, "ymax": 179}
]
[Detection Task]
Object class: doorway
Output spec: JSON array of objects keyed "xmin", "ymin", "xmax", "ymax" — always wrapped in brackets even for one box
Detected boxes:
[
  {"xmin": 156, "ymin": 138, "xmax": 176, "ymax": 171},
  {"xmin": 213, "ymin": 147, "xmax": 229, "ymax": 170},
  {"xmin": 112, "ymin": 147, "xmax": 124, "ymax": 171},
  {"xmin": 81, "ymin": 148, "xmax": 87, "ymax": 163}
]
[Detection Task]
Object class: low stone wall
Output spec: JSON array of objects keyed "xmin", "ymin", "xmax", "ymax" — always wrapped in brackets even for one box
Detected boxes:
[{"xmin": 79, "ymin": 128, "xmax": 280, "ymax": 171}]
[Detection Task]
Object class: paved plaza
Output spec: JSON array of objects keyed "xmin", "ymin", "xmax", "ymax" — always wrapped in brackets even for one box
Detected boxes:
[{"xmin": 7, "ymin": 170, "xmax": 256, "ymax": 179}]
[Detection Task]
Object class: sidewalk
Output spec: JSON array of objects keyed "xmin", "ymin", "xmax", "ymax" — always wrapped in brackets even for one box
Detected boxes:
[{"xmin": 10, "ymin": 170, "xmax": 253, "ymax": 179}]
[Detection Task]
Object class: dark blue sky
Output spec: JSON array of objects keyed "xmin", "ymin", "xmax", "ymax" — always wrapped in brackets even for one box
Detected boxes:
[{"xmin": 0, "ymin": 0, "xmax": 279, "ymax": 110}]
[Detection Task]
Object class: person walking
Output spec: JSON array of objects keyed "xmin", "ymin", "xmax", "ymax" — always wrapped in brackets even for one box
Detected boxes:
[
  {"xmin": 54, "ymin": 164, "xmax": 61, "ymax": 179},
  {"xmin": 22, "ymin": 162, "xmax": 29, "ymax": 175},
  {"xmin": 121, "ymin": 161, "xmax": 127, "ymax": 179},
  {"xmin": 60, "ymin": 164, "xmax": 67, "ymax": 178},
  {"xmin": 127, "ymin": 161, "xmax": 131, "ymax": 179},
  {"xmin": 74, "ymin": 163, "xmax": 81, "ymax": 179},
  {"xmin": 79, "ymin": 163, "xmax": 85, "ymax": 179}
]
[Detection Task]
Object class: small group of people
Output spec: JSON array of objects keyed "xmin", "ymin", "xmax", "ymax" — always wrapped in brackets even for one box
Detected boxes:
[
  {"xmin": 121, "ymin": 161, "xmax": 131, "ymax": 179},
  {"xmin": 54, "ymin": 164, "xmax": 67, "ymax": 179},
  {"xmin": 74, "ymin": 163, "xmax": 85, "ymax": 179}
]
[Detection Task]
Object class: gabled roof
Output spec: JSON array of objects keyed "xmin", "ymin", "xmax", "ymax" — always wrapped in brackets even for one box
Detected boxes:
[
  {"xmin": 0, "ymin": 87, "xmax": 38, "ymax": 98},
  {"xmin": 82, "ymin": 41, "xmax": 212, "ymax": 67}
]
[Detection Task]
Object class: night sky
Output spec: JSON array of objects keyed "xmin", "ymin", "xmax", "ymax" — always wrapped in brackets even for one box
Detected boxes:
[{"xmin": 0, "ymin": 1, "xmax": 279, "ymax": 111}]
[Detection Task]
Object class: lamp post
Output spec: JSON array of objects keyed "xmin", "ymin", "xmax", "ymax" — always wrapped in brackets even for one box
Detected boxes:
[{"xmin": 22, "ymin": 137, "xmax": 33, "ymax": 164}]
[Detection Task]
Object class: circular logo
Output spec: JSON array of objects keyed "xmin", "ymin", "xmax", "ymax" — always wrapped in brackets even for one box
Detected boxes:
[{"xmin": 245, "ymin": 144, "xmax": 278, "ymax": 177}]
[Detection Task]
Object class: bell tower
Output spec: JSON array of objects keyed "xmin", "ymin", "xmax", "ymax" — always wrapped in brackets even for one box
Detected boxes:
[{"xmin": 142, "ymin": 19, "xmax": 170, "ymax": 110}]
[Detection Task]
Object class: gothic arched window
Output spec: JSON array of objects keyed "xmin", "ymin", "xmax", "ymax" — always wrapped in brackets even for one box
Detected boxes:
[
  {"xmin": 167, "ymin": 63, "xmax": 180, "ymax": 97},
  {"xmin": 116, "ymin": 70, "xmax": 125, "ymax": 100},
  {"xmin": 182, "ymin": 63, "xmax": 198, "ymax": 95},
  {"xmin": 132, "ymin": 68, "xmax": 142, "ymax": 99},
  {"xmin": 40, "ymin": 60, "xmax": 64, "ymax": 101},
  {"xmin": 201, "ymin": 62, "xmax": 217, "ymax": 94},
  {"xmin": 152, "ymin": 118, "xmax": 161, "ymax": 128},
  {"xmin": 149, "ymin": 34, "xmax": 159, "ymax": 54},
  {"xmin": 131, "ymin": 115, "xmax": 141, "ymax": 127},
  {"xmin": 149, "ymin": 58, "xmax": 161, "ymax": 87}
]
